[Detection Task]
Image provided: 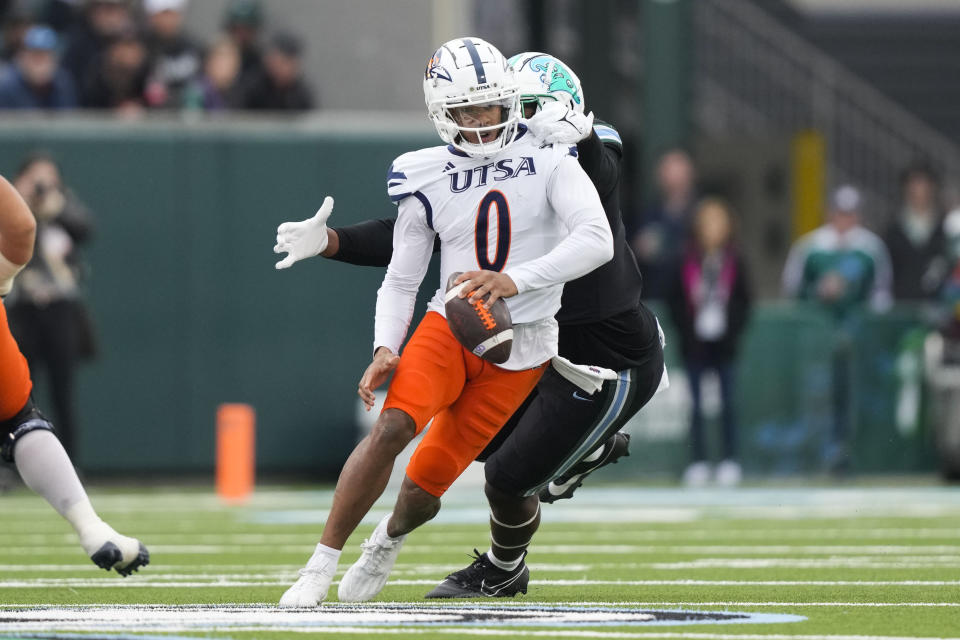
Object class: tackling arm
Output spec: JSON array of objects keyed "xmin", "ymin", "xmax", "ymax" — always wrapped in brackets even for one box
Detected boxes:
[
  {"xmin": 329, "ymin": 218, "xmax": 396, "ymax": 266},
  {"xmin": 576, "ymin": 127, "xmax": 621, "ymax": 201},
  {"xmin": 504, "ymin": 156, "xmax": 614, "ymax": 294}
]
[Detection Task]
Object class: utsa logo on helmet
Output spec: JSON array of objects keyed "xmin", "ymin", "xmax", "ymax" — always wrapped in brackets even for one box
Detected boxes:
[{"xmin": 425, "ymin": 50, "xmax": 452, "ymax": 82}]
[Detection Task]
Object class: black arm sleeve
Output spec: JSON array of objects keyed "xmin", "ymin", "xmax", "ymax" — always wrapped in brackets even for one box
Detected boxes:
[
  {"xmin": 331, "ymin": 217, "xmax": 440, "ymax": 267},
  {"xmin": 576, "ymin": 129, "xmax": 621, "ymax": 200},
  {"xmin": 329, "ymin": 218, "xmax": 396, "ymax": 267}
]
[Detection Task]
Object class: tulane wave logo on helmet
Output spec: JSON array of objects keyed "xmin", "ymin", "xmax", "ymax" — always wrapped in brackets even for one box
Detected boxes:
[{"xmin": 529, "ymin": 56, "xmax": 582, "ymax": 106}]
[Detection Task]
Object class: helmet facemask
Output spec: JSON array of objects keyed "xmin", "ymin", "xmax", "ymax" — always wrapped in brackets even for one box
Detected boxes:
[{"xmin": 428, "ymin": 90, "xmax": 521, "ymax": 157}]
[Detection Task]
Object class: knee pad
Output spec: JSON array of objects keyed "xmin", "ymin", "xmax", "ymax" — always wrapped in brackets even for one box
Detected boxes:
[
  {"xmin": 0, "ymin": 397, "xmax": 57, "ymax": 463},
  {"xmin": 483, "ymin": 455, "xmax": 527, "ymax": 498}
]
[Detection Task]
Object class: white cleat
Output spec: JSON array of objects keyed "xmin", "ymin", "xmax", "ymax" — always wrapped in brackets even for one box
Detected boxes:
[
  {"xmin": 337, "ymin": 514, "xmax": 406, "ymax": 602},
  {"xmin": 279, "ymin": 544, "xmax": 339, "ymax": 607},
  {"xmin": 682, "ymin": 461, "xmax": 711, "ymax": 488},
  {"xmin": 715, "ymin": 459, "xmax": 743, "ymax": 487}
]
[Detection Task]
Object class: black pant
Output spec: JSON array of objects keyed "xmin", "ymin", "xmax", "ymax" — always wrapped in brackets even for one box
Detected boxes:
[
  {"xmin": 686, "ymin": 355, "xmax": 737, "ymax": 463},
  {"xmin": 7, "ymin": 300, "xmax": 79, "ymax": 457},
  {"xmin": 480, "ymin": 342, "xmax": 664, "ymax": 497}
]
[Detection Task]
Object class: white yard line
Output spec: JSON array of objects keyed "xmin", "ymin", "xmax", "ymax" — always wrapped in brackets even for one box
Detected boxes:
[
  {"xmin": 0, "ymin": 601, "xmax": 955, "ymax": 608},
  {"xmin": 1, "ymin": 578, "xmax": 957, "ymax": 588},
  {"xmin": 5, "ymin": 528, "xmax": 960, "ymax": 545},
  {"xmin": 109, "ymin": 630, "xmax": 960, "ymax": 639},
  {"xmin": 7, "ymin": 543, "xmax": 960, "ymax": 555}
]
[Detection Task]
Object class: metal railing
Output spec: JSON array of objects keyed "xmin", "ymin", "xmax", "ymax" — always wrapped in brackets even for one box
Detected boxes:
[{"xmin": 694, "ymin": 0, "xmax": 960, "ymax": 222}]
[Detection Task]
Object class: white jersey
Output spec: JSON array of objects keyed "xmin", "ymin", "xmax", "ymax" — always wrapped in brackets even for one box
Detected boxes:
[{"xmin": 374, "ymin": 126, "xmax": 613, "ymax": 370}]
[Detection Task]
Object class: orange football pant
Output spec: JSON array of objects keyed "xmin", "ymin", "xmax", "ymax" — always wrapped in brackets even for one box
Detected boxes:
[
  {"xmin": 0, "ymin": 300, "xmax": 32, "ymax": 421},
  {"xmin": 383, "ymin": 311, "xmax": 546, "ymax": 497}
]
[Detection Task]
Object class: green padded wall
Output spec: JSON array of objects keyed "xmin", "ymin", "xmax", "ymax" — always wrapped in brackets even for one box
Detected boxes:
[
  {"xmin": 0, "ymin": 121, "xmax": 435, "ymax": 474},
  {"xmin": 0, "ymin": 121, "xmax": 939, "ymax": 478}
]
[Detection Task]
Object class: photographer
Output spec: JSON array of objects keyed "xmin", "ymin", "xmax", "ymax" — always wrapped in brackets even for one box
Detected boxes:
[{"xmin": 6, "ymin": 152, "xmax": 94, "ymax": 459}]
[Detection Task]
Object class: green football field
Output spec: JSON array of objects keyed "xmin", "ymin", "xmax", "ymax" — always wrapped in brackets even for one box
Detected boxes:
[{"xmin": 1, "ymin": 478, "xmax": 959, "ymax": 639}]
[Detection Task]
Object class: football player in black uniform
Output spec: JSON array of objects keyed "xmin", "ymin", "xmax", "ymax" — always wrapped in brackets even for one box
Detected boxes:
[{"xmin": 274, "ymin": 52, "xmax": 664, "ymax": 598}]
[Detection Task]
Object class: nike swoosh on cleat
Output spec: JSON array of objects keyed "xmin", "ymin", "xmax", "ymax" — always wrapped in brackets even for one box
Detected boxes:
[
  {"xmin": 481, "ymin": 571, "xmax": 525, "ymax": 596},
  {"xmin": 547, "ymin": 476, "xmax": 581, "ymax": 495}
]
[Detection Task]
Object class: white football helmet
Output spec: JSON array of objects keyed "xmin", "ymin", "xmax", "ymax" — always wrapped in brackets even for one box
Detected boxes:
[
  {"xmin": 423, "ymin": 37, "xmax": 521, "ymax": 157},
  {"xmin": 508, "ymin": 51, "xmax": 585, "ymax": 115}
]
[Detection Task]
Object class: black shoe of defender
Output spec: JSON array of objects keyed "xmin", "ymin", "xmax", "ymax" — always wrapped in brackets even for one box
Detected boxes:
[
  {"xmin": 539, "ymin": 432, "xmax": 631, "ymax": 503},
  {"xmin": 425, "ymin": 550, "xmax": 528, "ymax": 599}
]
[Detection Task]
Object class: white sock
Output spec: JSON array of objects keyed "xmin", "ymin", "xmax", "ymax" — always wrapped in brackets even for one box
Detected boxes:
[
  {"xmin": 378, "ymin": 514, "xmax": 405, "ymax": 542},
  {"xmin": 10, "ymin": 430, "xmax": 138, "ymax": 558},
  {"xmin": 486, "ymin": 548, "xmax": 523, "ymax": 571},
  {"xmin": 312, "ymin": 543, "xmax": 342, "ymax": 563},
  {"xmin": 13, "ymin": 430, "xmax": 99, "ymax": 529}
]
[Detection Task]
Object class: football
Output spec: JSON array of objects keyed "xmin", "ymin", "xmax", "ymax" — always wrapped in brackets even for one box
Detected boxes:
[{"xmin": 444, "ymin": 272, "xmax": 513, "ymax": 364}]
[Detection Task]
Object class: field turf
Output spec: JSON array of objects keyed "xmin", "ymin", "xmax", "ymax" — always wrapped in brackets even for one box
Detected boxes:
[{"xmin": 1, "ymin": 476, "xmax": 958, "ymax": 639}]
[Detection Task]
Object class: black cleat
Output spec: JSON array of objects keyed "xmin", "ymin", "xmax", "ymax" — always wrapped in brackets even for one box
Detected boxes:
[
  {"xmin": 115, "ymin": 542, "xmax": 150, "ymax": 577},
  {"xmin": 539, "ymin": 432, "xmax": 630, "ymax": 503},
  {"xmin": 89, "ymin": 541, "xmax": 122, "ymax": 572},
  {"xmin": 425, "ymin": 550, "xmax": 528, "ymax": 599},
  {"xmin": 90, "ymin": 541, "xmax": 150, "ymax": 577}
]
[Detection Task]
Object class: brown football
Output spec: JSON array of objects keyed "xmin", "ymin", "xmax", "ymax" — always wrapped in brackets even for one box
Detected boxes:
[{"xmin": 444, "ymin": 272, "xmax": 513, "ymax": 364}]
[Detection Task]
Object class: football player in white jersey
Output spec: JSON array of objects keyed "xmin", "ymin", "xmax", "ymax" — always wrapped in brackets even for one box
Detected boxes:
[{"xmin": 278, "ymin": 37, "xmax": 613, "ymax": 607}]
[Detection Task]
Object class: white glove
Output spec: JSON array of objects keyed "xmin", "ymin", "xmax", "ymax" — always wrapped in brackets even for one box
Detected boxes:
[
  {"xmin": 274, "ymin": 196, "xmax": 334, "ymax": 270},
  {"xmin": 526, "ymin": 102, "xmax": 595, "ymax": 145}
]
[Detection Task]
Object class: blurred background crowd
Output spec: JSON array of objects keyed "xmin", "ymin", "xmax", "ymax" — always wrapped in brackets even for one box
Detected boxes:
[
  {"xmin": 1, "ymin": 0, "xmax": 960, "ymax": 486},
  {"xmin": 0, "ymin": 0, "xmax": 314, "ymax": 113}
]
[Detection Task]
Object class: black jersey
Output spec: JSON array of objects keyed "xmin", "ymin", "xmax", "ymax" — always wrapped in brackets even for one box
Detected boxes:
[{"xmin": 331, "ymin": 121, "xmax": 659, "ymax": 372}]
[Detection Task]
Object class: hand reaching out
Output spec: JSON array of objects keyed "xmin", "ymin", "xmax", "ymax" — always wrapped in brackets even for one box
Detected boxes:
[{"xmin": 274, "ymin": 196, "xmax": 334, "ymax": 269}]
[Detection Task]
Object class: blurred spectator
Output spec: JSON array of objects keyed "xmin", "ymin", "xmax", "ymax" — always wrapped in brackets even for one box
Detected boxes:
[
  {"xmin": 240, "ymin": 30, "xmax": 314, "ymax": 111},
  {"xmin": 935, "ymin": 187, "xmax": 960, "ymax": 358},
  {"xmin": 81, "ymin": 26, "xmax": 148, "ymax": 114},
  {"xmin": 182, "ymin": 36, "xmax": 241, "ymax": 111},
  {"xmin": 35, "ymin": 0, "xmax": 82, "ymax": 34},
  {"xmin": 61, "ymin": 0, "xmax": 135, "ymax": 100},
  {"xmin": 666, "ymin": 197, "xmax": 752, "ymax": 487},
  {"xmin": 223, "ymin": 0, "xmax": 263, "ymax": 87},
  {"xmin": 883, "ymin": 161, "xmax": 948, "ymax": 301},
  {"xmin": 0, "ymin": 5, "xmax": 33, "ymax": 66},
  {"xmin": 6, "ymin": 152, "xmax": 95, "ymax": 458},
  {"xmin": 632, "ymin": 149, "xmax": 697, "ymax": 299},
  {"xmin": 143, "ymin": 0, "xmax": 202, "ymax": 108},
  {"xmin": 938, "ymin": 208, "xmax": 960, "ymax": 352},
  {"xmin": 783, "ymin": 185, "xmax": 892, "ymax": 317},
  {"xmin": 782, "ymin": 185, "xmax": 892, "ymax": 474},
  {"xmin": 0, "ymin": 25, "xmax": 77, "ymax": 109}
]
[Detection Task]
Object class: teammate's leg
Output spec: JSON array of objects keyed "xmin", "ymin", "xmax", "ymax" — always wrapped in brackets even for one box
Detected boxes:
[{"xmin": 0, "ymin": 303, "xmax": 148, "ymax": 576}]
